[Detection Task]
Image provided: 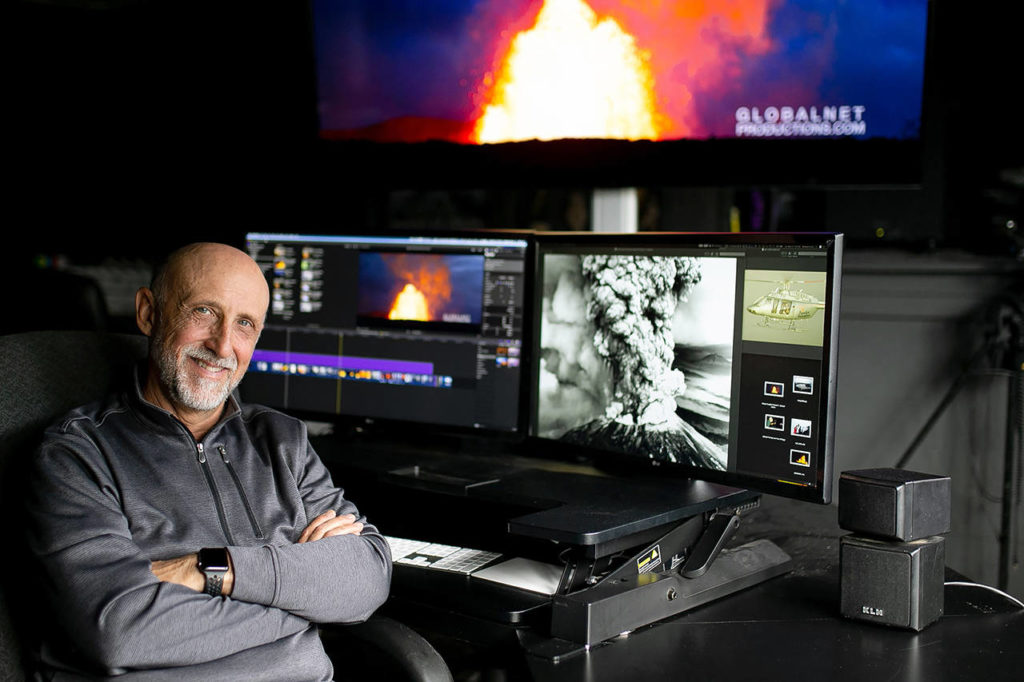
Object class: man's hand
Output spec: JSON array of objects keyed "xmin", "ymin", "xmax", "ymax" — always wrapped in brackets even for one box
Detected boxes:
[
  {"xmin": 298, "ymin": 510, "xmax": 363, "ymax": 543},
  {"xmin": 151, "ymin": 553, "xmax": 234, "ymax": 596}
]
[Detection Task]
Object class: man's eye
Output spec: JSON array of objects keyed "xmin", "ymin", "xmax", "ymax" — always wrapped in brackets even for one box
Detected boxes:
[
  {"xmin": 195, "ymin": 306, "xmax": 211, "ymax": 315},
  {"xmin": 239, "ymin": 319, "xmax": 253, "ymax": 328}
]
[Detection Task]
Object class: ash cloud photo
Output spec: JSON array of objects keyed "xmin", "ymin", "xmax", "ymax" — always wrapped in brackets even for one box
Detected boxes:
[{"xmin": 537, "ymin": 254, "xmax": 736, "ymax": 469}]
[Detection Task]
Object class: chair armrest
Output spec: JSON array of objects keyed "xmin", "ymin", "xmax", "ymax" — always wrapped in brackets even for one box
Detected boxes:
[{"xmin": 322, "ymin": 616, "xmax": 453, "ymax": 682}]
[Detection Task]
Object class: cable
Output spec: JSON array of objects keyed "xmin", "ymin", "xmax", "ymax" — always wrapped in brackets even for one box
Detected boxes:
[
  {"xmin": 968, "ymin": 378, "xmax": 1007, "ymax": 504},
  {"xmin": 945, "ymin": 581, "xmax": 1024, "ymax": 609},
  {"xmin": 994, "ymin": 291, "xmax": 1024, "ymax": 591},
  {"xmin": 893, "ymin": 346, "xmax": 984, "ymax": 469},
  {"xmin": 894, "ymin": 291, "xmax": 1023, "ymax": 470}
]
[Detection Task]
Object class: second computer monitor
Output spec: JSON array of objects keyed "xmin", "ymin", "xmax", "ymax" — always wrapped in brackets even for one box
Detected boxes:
[{"xmin": 529, "ymin": 231, "xmax": 843, "ymax": 504}]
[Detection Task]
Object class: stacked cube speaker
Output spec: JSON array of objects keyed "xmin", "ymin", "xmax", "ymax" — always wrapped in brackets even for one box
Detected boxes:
[{"xmin": 837, "ymin": 468, "xmax": 951, "ymax": 631}]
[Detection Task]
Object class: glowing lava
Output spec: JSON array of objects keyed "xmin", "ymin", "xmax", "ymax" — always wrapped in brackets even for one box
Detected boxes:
[
  {"xmin": 388, "ymin": 283, "xmax": 431, "ymax": 321},
  {"xmin": 473, "ymin": 0, "xmax": 664, "ymax": 143}
]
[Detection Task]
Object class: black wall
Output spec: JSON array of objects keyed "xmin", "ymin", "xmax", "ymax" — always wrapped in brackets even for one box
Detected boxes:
[{"xmin": 10, "ymin": 1, "xmax": 1023, "ymax": 261}]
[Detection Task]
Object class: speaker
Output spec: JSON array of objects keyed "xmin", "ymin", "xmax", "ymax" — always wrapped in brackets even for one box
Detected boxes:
[
  {"xmin": 840, "ymin": 534, "xmax": 944, "ymax": 631},
  {"xmin": 838, "ymin": 468, "xmax": 951, "ymax": 541}
]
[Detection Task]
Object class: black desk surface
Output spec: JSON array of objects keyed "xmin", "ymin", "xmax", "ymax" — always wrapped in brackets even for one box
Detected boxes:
[
  {"xmin": 315, "ymin": 438, "xmax": 1022, "ymax": 681},
  {"xmin": 385, "ymin": 495, "xmax": 1024, "ymax": 682}
]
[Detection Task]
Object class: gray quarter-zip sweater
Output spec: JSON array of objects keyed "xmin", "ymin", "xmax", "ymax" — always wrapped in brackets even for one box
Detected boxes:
[{"xmin": 24, "ymin": 366, "xmax": 392, "ymax": 680}]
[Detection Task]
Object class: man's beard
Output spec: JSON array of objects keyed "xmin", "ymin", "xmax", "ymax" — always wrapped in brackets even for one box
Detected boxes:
[{"xmin": 154, "ymin": 334, "xmax": 240, "ymax": 412}]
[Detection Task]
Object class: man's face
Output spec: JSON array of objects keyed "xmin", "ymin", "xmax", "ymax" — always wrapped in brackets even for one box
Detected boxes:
[{"xmin": 150, "ymin": 258, "xmax": 267, "ymax": 413}]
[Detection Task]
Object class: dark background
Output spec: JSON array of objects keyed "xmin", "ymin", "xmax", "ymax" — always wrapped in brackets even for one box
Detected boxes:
[{"xmin": 8, "ymin": 0, "xmax": 1022, "ymax": 262}]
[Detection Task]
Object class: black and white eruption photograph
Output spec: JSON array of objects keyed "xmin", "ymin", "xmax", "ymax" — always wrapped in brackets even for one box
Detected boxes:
[{"xmin": 537, "ymin": 253, "xmax": 737, "ymax": 469}]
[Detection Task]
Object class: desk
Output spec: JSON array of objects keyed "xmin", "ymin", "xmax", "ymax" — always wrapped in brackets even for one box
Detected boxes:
[{"xmin": 384, "ymin": 496, "xmax": 1024, "ymax": 682}]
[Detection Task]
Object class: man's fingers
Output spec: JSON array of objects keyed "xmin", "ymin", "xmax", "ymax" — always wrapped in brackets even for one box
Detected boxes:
[
  {"xmin": 307, "ymin": 515, "xmax": 362, "ymax": 542},
  {"xmin": 319, "ymin": 523, "xmax": 363, "ymax": 540},
  {"xmin": 298, "ymin": 510, "xmax": 336, "ymax": 543},
  {"xmin": 299, "ymin": 510, "xmax": 363, "ymax": 543}
]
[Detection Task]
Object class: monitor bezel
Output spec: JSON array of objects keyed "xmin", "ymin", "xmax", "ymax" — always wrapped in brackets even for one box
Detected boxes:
[{"xmin": 526, "ymin": 230, "xmax": 843, "ymax": 505}]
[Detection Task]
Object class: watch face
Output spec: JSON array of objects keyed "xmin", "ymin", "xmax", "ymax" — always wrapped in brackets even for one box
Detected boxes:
[{"xmin": 198, "ymin": 548, "xmax": 230, "ymax": 573}]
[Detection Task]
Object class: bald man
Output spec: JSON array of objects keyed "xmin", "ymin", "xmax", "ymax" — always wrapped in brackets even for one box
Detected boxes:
[{"xmin": 24, "ymin": 243, "xmax": 391, "ymax": 681}]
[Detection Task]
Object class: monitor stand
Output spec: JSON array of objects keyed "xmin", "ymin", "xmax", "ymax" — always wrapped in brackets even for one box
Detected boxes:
[
  {"xmin": 514, "ymin": 500, "xmax": 793, "ymax": 661},
  {"xmin": 320, "ymin": 438, "xmax": 793, "ymax": 653}
]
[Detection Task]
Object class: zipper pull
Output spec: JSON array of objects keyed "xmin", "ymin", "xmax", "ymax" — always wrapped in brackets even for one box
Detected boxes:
[
  {"xmin": 218, "ymin": 445, "xmax": 229, "ymax": 463},
  {"xmin": 196, "ymin": 442, "xmax": 207, "ymax": 464}
]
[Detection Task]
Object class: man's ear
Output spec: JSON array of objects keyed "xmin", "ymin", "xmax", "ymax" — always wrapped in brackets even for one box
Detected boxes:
[{"xmin": 136, "ymin": 287, "xmax": 157, "ymax": 337}]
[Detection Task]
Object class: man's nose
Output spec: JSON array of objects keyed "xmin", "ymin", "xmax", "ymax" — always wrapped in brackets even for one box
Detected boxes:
[{"xmin": 206, "ymin": 318, "xmax": 233, "ymax": 359}]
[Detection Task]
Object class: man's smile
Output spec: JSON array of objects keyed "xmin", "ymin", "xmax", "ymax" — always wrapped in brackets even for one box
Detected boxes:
[{"xmin": 194, "ymin": 358, "xmax": 228, "ymax": 374}]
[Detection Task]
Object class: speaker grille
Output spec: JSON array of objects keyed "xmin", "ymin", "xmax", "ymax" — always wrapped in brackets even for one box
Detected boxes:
[
  {"xmin": 839, "ymin": 479, "xmax": 897, "ymax": 536},
  {"xmin": 841, "ymin": 542, "xmax": 911, "ymax": 626}
]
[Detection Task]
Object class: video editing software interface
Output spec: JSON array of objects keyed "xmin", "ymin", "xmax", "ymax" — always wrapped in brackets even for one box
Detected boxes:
[
  {"xmin": 531, "ymin": 234, "xmax": 841, "ymax": 502},
  {"xmin": 242, "ymin": 233, "xmax": 529, "ymax": 433}
]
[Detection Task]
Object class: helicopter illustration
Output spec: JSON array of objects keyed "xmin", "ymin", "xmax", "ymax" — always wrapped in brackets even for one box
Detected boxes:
[{"xmin": 746, "ymin": 278, "xmax": 825, "ymax": 329}]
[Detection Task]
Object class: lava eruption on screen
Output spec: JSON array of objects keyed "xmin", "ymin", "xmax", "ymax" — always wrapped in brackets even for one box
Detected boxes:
[
  {"xmin": 384, "ymin": 255, "xmax": 453, "ymax": 322},
  {"xmin": 471, "ymin": 0, "xmax": 666, "ymax": 142},
  {"xmin": 389, "ymin": 283, "xmax": 432, "ymax": 321},
  {"xmin": 357, "ymin": 252, "xmax": 485, "ymax": 327},
  {"xmin": 314, "ymin": 0, "xmax": 928, "ymax": 143},
  {"xmin": 471, "ymin": 0, "xmax": 777, "ymax": 142}
]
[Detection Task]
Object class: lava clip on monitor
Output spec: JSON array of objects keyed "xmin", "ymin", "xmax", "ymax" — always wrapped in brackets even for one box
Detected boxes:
[
  {"xmin": 529, "ymin": 231, "xmax": 843, "ymax": 504},
  {"xmin": 241, "ymin": 232, "xmax": 530, "ymax": 435}
]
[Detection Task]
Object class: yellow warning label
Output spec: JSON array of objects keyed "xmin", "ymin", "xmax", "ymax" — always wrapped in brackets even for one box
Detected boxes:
[{"xmin": 637, "ymin": 545, "xmax": 662, "ymax": 574}]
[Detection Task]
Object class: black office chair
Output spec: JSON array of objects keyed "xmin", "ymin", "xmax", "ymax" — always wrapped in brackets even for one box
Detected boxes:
[
  {"xmin": 0, "ymin": 330, "xmax": 452, "ymax": 682},
  {"xmin": 3, "ymin": 268, "xmax": 111, "ymax": 335}
]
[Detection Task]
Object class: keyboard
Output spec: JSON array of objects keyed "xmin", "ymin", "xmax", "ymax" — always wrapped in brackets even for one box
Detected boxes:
[{"xmin": 384, "ymin": 535, "xmax": 502, "ymax": 575}]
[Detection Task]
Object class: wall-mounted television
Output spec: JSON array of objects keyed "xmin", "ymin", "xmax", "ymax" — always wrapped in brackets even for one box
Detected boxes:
[{"xmin": 310, "ymin": 0, "xmax": 931, "ymax": 188}]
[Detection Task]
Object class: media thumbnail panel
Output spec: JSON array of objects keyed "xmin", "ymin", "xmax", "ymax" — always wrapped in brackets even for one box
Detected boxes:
[{"xmin": 735, "ymin": 353, "xmax": 825, "ymax": 488}]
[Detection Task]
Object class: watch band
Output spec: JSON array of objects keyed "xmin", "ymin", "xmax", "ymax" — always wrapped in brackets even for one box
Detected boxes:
[
  {"xmin": 197, "ymin": 547, "xmax": 230, "ymax": 597},
  {"xmin": 203, "ymin": 572, "xmax": 224, "ymax": 597},
  {"xmin": 201, "ymin": 573, "xmax": 222, "ymax": 593}
]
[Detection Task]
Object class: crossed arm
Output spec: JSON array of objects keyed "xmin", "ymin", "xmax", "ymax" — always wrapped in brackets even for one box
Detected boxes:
[{"xmin": 150, "ymin": 510, "xmax": 365, "ymax": 594}]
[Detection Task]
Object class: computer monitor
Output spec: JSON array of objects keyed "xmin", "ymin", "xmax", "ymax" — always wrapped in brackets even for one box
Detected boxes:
[
  {"xmin": 241, "ymin": 232, "xmax": 530, "ymax": 434},
  {"xmin": 529, "ymin": 231, "xmax": 842, "ymax": 504}
]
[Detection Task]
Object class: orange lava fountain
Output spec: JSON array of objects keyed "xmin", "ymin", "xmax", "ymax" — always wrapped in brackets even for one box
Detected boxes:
[
  {"xmin": 382, "ymin": 254, "xmax": 454, "ymax": 322},
  {"xmin": 472, "ymin": 0, "xmax": 665, "ymax": 143},
  {"xmin": 388, "ymin": 283, "xmax": 431, "ymax": 321}
]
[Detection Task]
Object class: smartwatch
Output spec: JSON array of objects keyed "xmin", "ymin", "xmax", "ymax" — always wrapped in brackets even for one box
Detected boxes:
[{"xmin": 197, "ymin": 547, "xmax": 230, "ymax": 597}]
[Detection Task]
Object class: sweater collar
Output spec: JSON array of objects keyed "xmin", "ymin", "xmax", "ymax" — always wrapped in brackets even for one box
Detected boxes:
[{"xmin": 129, "ymin": 361, "xmax": 242, "ymax": 440}]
